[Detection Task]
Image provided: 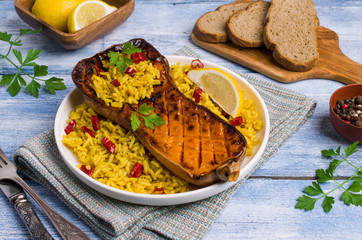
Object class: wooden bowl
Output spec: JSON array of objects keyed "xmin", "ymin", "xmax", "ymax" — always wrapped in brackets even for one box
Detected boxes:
[
  {"xmin": 329, "ymin": 84, "xmax": 362, "ymax": 143},
  {"xmin": 14, "ymin": 0, "xmax": 135, "ymax": 50}
]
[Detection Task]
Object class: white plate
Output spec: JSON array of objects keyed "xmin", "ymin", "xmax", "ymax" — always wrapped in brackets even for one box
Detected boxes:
[{"xmin": 54, "ymin": 55, "xmax": 270, "ymax": 206}]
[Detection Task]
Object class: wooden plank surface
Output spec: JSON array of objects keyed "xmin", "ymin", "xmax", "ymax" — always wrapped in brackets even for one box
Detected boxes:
[{"xmin": 1, "ymin": 0, "xmax": 362, "ymax": 239}]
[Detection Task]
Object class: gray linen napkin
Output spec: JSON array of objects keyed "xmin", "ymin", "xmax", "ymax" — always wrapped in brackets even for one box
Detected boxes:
[{"xmin": 13, "ymin": 46, "xmax": 316, "ymax": 240}]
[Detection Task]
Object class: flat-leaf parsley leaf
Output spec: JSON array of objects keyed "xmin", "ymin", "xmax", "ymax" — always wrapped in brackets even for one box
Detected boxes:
[
  {"xmin": 0, "ymin": 28, "xmax": 66, "ymax": 97},
  {"xmin": 107, "ymin": 42, "xmax": 142, "ymax": 73},
  {"xmin": 296, "ymin": 141, "xmax": 361, "ymax": 212},
  {"xmin": 130, "ymin": 103, "xmax": 165, "ymax": 131}
]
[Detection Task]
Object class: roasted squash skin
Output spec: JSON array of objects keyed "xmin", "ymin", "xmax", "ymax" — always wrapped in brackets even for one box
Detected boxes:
[{"xmin": 72, "ymin": 38, "xmax": 247, "ymax": 186}]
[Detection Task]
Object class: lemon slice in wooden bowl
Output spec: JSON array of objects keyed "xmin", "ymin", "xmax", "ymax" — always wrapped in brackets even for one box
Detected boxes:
[
  {"xmin": 67, "ymin": 0, "xmax": 117, "ymax": 33},
  {"xmin": 187, "ymin": 68, "xmax": 245, "ymax": 117}
]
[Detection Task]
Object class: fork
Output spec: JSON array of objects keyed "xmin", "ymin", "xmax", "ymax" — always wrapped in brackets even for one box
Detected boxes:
[{"xmin": 0, "ymin": 147, "xmax": 91, "ymax": 240}]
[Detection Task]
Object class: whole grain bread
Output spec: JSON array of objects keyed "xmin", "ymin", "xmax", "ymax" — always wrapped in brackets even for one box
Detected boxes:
[
  {"xmin": 192, "ymin": 0, "xmax": 252, "ymax": 43},
  {"xmin": 263, "ymin": 0, "xmax": 319, "ymax": 71},
  {"xmin": 227, "ymin": 1, "xmax": 270, "ymax": 47}
]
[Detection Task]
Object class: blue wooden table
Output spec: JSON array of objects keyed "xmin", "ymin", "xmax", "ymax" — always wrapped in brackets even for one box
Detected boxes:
[{"xmin": 1, "ymin": 0, "xmax": 362, "ymax": 239}]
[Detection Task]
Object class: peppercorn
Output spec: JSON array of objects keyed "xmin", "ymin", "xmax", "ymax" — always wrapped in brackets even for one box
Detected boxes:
[
  {"xmin": 355, "ymin": 96, "xmax": 362, "ymax": 105},
  {"xmin": 334, "ymin": 96, "xmax": 362, "ymax": 128}
]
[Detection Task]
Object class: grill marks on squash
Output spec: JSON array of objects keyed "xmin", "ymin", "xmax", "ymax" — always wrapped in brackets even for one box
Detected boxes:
[{"xmin": 145, "ymin": 79, "xmax": 241, "ymax": 176}]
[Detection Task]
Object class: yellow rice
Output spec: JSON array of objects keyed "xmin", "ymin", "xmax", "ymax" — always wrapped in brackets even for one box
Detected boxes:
[
  {"xmin": 63, "ymin": 57, "xmax": 262, "ymax": 194},
  {"xmin": 91, "ymin": 59, "xmax": 161, "ymax": 108},
  {"xmin": 62, "ymin": 102, "xmax": 190, "ymax": 194}
]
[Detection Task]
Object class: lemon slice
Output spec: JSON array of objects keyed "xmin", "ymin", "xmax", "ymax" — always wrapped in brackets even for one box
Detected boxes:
[
  {"xmin": 187, "ymin": 68, "xmax": 244, "ymax": 117},
  {"xmin": 67, "ymin": 0, "xmax": 117, "ymax": 33}
]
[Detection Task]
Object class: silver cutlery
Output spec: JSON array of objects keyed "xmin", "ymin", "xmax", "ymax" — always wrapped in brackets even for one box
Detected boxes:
[
  {"xmin": 0, "ymin": 180, "xmax": 54, "ymax": 240},
  {"xmin": 0, "ymin": 147, "xmax": 91, "ymax": 240}
]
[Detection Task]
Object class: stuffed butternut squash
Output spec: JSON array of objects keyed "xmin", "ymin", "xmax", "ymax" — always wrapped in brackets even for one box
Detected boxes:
[{"xmin": 72, "ymin": 38, "xmax": 247, "ymax": 186}]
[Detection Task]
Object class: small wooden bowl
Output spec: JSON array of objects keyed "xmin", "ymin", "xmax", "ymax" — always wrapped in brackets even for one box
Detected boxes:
[
  {"xmin": 14, "ymin": 0, "xmax": 135, "ymax": 50},
  {"xmin": 329, "ymin": 84, "xmax": 362, "ymax": 143}
]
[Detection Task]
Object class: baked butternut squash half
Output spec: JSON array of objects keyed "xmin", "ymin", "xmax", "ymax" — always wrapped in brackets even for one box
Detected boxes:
[{"xmin": 72, "ymin": 38, "xmax": 247, "ymax": 186}]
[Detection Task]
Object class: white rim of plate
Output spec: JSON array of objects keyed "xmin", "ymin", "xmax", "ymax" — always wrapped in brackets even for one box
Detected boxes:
[{"xmin": 54, "ymin": 55, "xmax": 270, "ymax": 206}]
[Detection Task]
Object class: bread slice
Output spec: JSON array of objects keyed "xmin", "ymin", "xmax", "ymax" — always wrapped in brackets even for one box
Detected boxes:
[
  {"xmin": 227, "ymin": 1, "xmax": 270, "ymax": 47},
  {"xmin": 263, "ymin": 0, "xmax": 319, "ymax": 71},
  {"xmin": 192, "ymin": 0, "xmax": 253, "ymax": 43}
]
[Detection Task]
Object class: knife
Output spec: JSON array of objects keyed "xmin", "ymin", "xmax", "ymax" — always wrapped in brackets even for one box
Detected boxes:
[{"xmin": 0, "ymin": 180, "xmax": 54, "ymax": 240}]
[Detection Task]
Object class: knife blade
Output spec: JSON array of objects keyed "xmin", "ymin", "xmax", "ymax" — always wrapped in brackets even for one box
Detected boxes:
[{"xmin": 0, "ymin": 180, "xmax": 54, "ymax": 240}]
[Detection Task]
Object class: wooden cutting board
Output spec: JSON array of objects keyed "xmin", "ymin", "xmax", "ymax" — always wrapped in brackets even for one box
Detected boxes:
[{"xmin": 191, "ymin": 26, "xmax": 362, "ymax": 85}]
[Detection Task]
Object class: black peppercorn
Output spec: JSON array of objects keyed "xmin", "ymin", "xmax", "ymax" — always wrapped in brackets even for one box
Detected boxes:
[{"xmin": 334, "ymin": 96, "xmax": 362, "ymax": 128}]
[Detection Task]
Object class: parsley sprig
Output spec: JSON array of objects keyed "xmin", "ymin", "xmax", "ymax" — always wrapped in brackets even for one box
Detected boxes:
[
  {"xmin": 130, "ymin": 103, "xmax": 165, "ymax": 131},
  {"xmin": 108, "ymin": 42, "xmax": 162, "ymax": 131},
  {"xmin": 107, "ymin": 42, "xmax": 141, "ymax": 72},
  {"xmin": 296, "ymin": 141, "xmax": 362, "ymax": 212},
  {"xmin": 0, "ymin": 28, "xmax": 66, "ymax": 97}
]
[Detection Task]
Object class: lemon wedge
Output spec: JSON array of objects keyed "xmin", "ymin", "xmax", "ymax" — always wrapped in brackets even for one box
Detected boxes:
[
  {"xmin": 187, "ymin": 68, "xmax": 244, "ymax": 117},
  {"xmin": 67, "ymin": 0, "xmax": 117, "ymax": 33}
]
